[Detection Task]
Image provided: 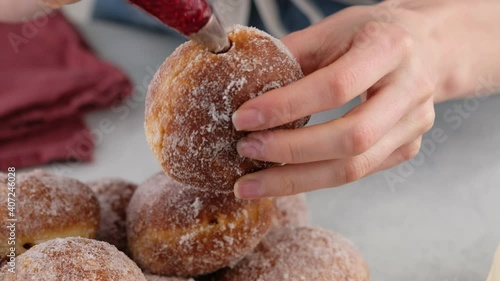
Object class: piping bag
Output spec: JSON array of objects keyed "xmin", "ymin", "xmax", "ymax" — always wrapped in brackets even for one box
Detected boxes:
[{"xmin": 128, "ymin": 0, "xmax": 231, "ymax": 53}]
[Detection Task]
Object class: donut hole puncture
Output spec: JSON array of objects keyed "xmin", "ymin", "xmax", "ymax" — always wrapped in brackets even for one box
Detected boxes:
[
  {"xmin": 212, "ymin": 40, "xmax": 233, "ymax": 55},
  {"xmin": 23, "ymin": 243, "xmax": 34, "ymax": 250}
]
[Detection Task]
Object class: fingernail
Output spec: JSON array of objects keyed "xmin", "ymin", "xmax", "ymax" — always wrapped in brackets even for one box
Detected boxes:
[
  {"xmin": 234, "ymin": 179, "xmax": 263, "ymax": 198},
  {"xmin": 232, "ymin": 108, "xmax": 265, "ymax": 131},
  {"xmin": 237, "ymin": 137, "xmax": 263, "ymax": 158}
]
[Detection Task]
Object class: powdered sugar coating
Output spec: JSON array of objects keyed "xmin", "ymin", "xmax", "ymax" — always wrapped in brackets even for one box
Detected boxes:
[
  {"xmin": 0, "ymin": 170, "xmax": 99, "ymax": 262},
  {"xmin": 127, "ymin": 172, "xmax": 276, "ymax": 277},
  {"xmin": 145, "ymin": 25, "xmax": 309, "ymax": 193},
  {"xmin": 272, "ymin": 194, "xmax": 311, "ymax": 229},
  {"xmin": 217, "ymin": 227, "xmax": 370, "ymax": 281},
  {"xmin": 86, "ymin": 178, "xmax": 138, "ymax": 255},
  {"xmin": 144, "ymin": 273, "xmax": 195, "ymax": 281},
  {"xmin": 0, "ymin": 237, "xmax": 146, "ymax": 281}
]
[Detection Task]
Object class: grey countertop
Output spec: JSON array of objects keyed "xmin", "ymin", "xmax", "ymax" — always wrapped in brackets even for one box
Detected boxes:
[{"xmin": 39, "ymin": 20, "xmax": 500, "ymax": 281}]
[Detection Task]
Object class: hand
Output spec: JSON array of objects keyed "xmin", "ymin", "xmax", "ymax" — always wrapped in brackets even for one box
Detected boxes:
[
  {"xmin": 232, "ymin": 2, "xmax": 442, "ymax": 198},
  {"xmin": 41, "ymin": 0, "xmax": 80, "ymax": 8},
  {"xmin": 0, "ymin": 0, "xmax": 80, "ymax": 22}
]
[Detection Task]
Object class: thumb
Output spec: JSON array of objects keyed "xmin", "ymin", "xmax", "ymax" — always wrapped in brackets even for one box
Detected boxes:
[{"xmin": 280, "ymin": 9, "xmax": 360, "ymax": 75}]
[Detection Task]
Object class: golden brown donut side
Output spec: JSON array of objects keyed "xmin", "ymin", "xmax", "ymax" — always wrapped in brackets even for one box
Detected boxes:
[
  {"xmin": 0, "ymin": 170, "xmax": 99, "ymax": 262},
  {"xmin": 127, "ymin": 172, "xmax": 276, "ymax": 277},
  {"xmin": 217, "ymin": 227, "xmax": 370, "ymax": 281},
  {"xmin": 145, "ymin": 25, "xmax": 309, "ymax": 193},
  {"xmin": 0, "ymin": 237, "xmax": 146, "ymax": 281}
]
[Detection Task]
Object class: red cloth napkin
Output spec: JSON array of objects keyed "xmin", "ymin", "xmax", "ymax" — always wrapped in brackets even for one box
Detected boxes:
[{"xmin": 0, "ymin": 12, "xmax": 132, "ymax": 170}]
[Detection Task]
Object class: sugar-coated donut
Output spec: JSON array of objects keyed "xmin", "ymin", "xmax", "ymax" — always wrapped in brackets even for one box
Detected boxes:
[
  {"xmin": 217, "ymin": 227, "xmax": 370, "ymax": 281},
  {"xmin": 0, "ymin": 237, "xmax": 146, "ymax": 281},
  {"xmin": 127, "ymin": 172, "xmax": 276, "ymax": 277},
  {"xmin": 144, "ymin": 273, "xmax": 195, "ymax": 281},
  {"xmin": 0, "ymin": 170, "xmax": 99, "ymax": 263},
  {"xmin": 86, "ymin": 178, "xmax": 137, "ymax": 254},
  {"xmin": 145, "ymin": 25, "xmax": 309, "ymax": 193},
  {"xmin": 272, "ymin": 194, "xmax": 310, "ymax": 228}
]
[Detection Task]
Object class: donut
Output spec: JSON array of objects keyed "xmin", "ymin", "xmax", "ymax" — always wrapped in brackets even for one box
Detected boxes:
[
  {"xmin": 86, "ymin": 178, "xmax": 137, "ymax": 254},
  {"xmin": 127, "ymin": 172, "xmax": 276, "ymax": 277},
  {"xmin": 144, "ymin": 273, "xmax": 195, "ymax": 281},
  {"xmin": 0, "ymin": 170, "xmax": 99, "ymax": 263},
  {"xmin": 0, "ymin": 237, "xmax": 146, "ymax": 280},
  {"xmin": 272, "ymin": 194, "xmax": 310, "ymax": 228},
  {"xmin": 217, "ymin": 227, "xmax": 370, "ymax": 281},
  {"xmin": 143, "ymin": 274, "xmax": 212, "ymax": 281},
  {"xmin": 145, "ymin": 25, "xmax": 309, "ymax": 193}
]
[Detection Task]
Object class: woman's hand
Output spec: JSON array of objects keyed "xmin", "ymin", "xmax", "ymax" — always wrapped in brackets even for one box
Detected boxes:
[
  {"xmin": 232, "ymin": 0, "xmax": 500, "ymax": 198},
  {"xmin": 41, "ymin": 0, "xmax": 80, "ymax": 9}
]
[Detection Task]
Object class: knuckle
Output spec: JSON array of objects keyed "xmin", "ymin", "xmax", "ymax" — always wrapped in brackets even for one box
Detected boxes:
[
  {"xmin": 353, "ymin": 22, "xmax": 414, "ymax": 57},
  {"xmin": 408, "ymin": 61, "xmax": 437, "ymax": 104},
  {"xmin": 418, "ymin": 74, "xmax": 437, "ymax": 98},
  {"xmin": 373, "ymin": 24, "xmax": 414, "ymax": 57},
  {"xmin": 279, "ymin": 174, "xmax": 298, "ymax": 196},
  {"xmin": 344, "ymin": 123, "xmax": 377, "ymax": 156},
  {"xmin": 272, "ymin": 98, "xmax": 295, "ymax": 125},
  {"xmin": 421, "ymin": 108, "xmax": 436, "ymax": 133},
  {"xmin": 326, "ymin": 69, "xmax": 357, "ymax": 106},
  {"xmin": 342, "ymin": 156, "xmax": 371, "ymax": 183},
  {"xmin": 401, "ymin": 140, "xmax": 421, "ymax": 161},
  {"xmin": 283, "ymin": 138, "xmax": 304, "ymax": 164},
  {"xmin": 390, "ymin": 24, "xmax": 414, "ymax": 54}
]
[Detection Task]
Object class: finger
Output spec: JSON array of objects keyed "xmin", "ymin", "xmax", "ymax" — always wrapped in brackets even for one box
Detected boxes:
[
  {"xmin": 232, "ymin": 23, "xmax": 412, "ymax": 132},
  {"xmin": 41, "ymin": 0, "xmax": 79, "ymax": 8},
  {"xmin": 234, "ymin": 104, "xmax": 434, "ymax": 198},
  {"xmin": 282, "ymin": 6, "xmax": 366, "ymax": 74},
  {"xmin": 237, "ymin": 76, "xmax": 420, "ymax": 163},
  {"xmin": 366, "ymin": 137, "xmax": 423, "ymax": 176}
]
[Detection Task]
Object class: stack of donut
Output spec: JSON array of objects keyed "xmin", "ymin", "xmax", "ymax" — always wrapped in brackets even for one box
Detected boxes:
[
  {"xmin": 0, "ymin": 171, "xmax": 146, "ymax": 280},
  {"xmin": 139, "ymin": 24, "xmax": 369, "ymax": 280},
  {"xmin": 0, "ymin": 25, "xmax": 370, "ymax": 280}
]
